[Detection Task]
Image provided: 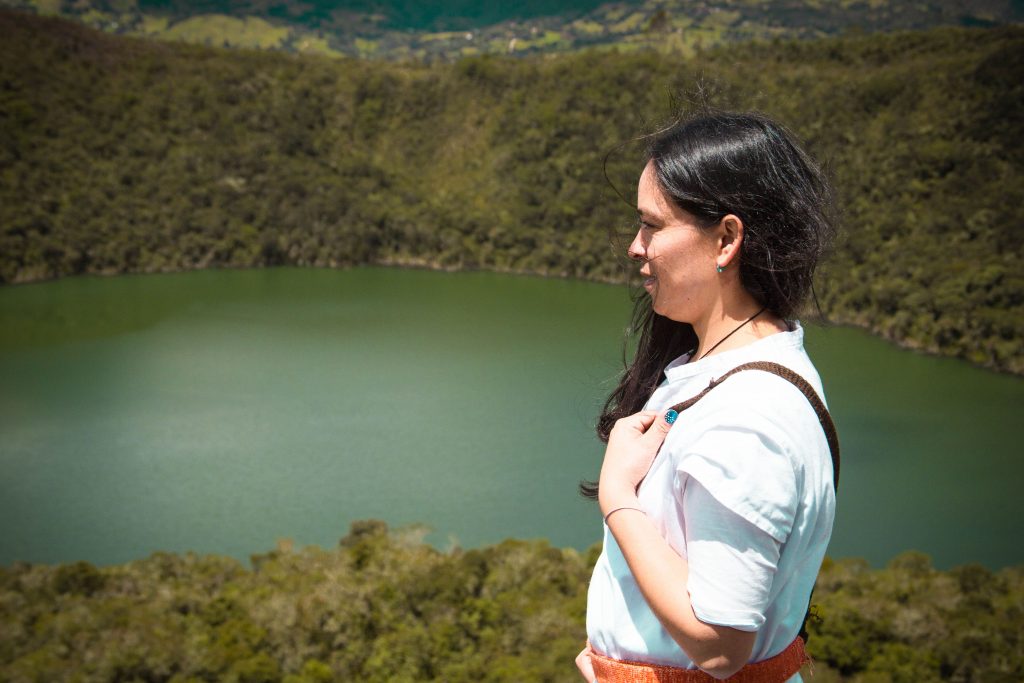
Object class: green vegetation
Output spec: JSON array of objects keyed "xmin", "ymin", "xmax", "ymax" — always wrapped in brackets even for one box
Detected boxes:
[
  {"xmin": 5, "ymin": 0, "xmax": 1022, "ymax": 60},
  {"xmin": 0, "ymin": 11, "xmax": 1021, "ymax": 373},
  {"xmin": 1, "ymin": 521, "xmax": 1021, "ymax": 681}
]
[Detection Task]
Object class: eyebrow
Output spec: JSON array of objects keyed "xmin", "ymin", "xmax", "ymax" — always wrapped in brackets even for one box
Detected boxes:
[{"xmin": 636, "ymin": 208, "xmax": 661, "ymax": 223}]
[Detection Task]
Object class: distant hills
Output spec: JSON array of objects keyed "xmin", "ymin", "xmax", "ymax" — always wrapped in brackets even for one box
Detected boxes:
[
  {"xmin": 2, "ymin": 0, "xmax": 1021, "ymax": 59},
  {"xmin": 2, "ymin": 10, "xmax": 1021, "ymax": 372}
]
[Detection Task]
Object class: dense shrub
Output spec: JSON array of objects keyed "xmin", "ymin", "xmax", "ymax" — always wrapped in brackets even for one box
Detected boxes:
[{"xmin": 1, "ymin": 523, "xmax": 1021, "ymax": 681}]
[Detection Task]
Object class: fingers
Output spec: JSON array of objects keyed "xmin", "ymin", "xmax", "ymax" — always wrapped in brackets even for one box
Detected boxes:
[
  {"xmin": 640, "ymin": 408, "xmax": 675, "ymax": 445},
  {"xmin": 613, "ymin": 410, "xmax": 659, "ymax": 435},
  {"xmin": 575, "ymin": 645, "xmax": 597, "ymax": 682},
  {"xmin": 656, "ymin": 408, "xmax": 678, "ymax": 432},
  {"xmin": 636, "ymin": 410, "xmax": 659, "ymax": 423},
  {"xmin": 610, "ymin": 409, "xmax": 676, "ymax": 449}
]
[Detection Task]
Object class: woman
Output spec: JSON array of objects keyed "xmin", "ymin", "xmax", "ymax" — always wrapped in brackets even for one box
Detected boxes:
[{"xmin": 576, "ymin": 111, "xmax": 838, "ymax": 682}]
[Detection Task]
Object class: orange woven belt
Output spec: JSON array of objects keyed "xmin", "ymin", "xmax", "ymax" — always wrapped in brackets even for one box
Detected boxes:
[{"xmin": 589, "ymin": 636, "xmax": 808, "ymax": 683}]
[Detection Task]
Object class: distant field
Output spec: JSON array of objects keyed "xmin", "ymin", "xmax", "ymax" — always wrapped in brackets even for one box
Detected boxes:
[{"xmin": 5, "ymin": 0, "xmax": 1021, "ymax": 60}]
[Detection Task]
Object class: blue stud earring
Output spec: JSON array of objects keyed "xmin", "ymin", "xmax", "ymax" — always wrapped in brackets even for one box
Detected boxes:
[{"xmin": 716, "ymin": 264, "xmax": 725, "ymax": 273}]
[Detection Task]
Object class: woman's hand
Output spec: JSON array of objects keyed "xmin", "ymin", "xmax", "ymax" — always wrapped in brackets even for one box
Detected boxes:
[
  {"xmin": 598, "ymin": 409, "xmax": 675, "ymax": 516},
  {"xmin": 575, "ymin": 640, "xmax": 596, "ymax": 682}
]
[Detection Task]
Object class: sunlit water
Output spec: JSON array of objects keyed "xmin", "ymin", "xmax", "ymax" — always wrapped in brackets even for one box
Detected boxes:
[{"xmin": 1, "ymin": 268, "xmax": 1021, "ymax": 569}]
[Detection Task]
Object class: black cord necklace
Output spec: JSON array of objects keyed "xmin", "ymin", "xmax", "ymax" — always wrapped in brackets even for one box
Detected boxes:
[{"xmin": 692, "ymin": 307, "xmax": 767, "ymax": 363}]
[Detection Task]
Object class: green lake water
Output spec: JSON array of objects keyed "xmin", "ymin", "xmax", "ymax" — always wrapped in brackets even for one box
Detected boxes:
[{"xmin": 1, "ymin": 267, "xmax": 1021, "ymax": 569}]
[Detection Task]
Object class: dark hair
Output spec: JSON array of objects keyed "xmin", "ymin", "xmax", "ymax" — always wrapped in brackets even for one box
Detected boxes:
[{"xmin": 581, "ymin": 110, "xmax": 836, "ymax": 499}]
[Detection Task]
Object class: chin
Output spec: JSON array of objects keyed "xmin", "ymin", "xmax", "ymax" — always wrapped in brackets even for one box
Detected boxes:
[
  {"xmin": 652, "ymin": 302, "xmax": 694, "ymax": 325},
  {"xmin": 651, "ymin": 303, "xmax": 682, "ymax": 323}
]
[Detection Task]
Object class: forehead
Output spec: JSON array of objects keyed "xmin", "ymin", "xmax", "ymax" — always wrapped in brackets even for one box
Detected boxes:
[{"xmin": 637, "ymin": 161, "xmax": 680, "ymax": 219}]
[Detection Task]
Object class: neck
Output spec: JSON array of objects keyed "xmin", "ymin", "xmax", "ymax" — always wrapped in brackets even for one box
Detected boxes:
[{"xmin": 691, "ymin": 298, "xmax": 787, "ymax": 361}]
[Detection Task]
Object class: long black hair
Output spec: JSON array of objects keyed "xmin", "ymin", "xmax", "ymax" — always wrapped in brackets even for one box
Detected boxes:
[{"xmin": 581, "ymin": 110, "xmax": 837, "ymax": 499}]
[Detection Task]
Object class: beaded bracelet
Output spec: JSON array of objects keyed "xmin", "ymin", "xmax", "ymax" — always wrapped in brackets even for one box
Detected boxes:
[{"xmin": 603, "ymin": 506, "xmax": 645, "ymax": 524}]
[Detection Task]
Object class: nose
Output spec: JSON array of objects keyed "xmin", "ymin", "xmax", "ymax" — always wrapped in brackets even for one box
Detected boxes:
[{"xmin": 627, "ymin": 230, "xmax": 645, "ymax": 262}]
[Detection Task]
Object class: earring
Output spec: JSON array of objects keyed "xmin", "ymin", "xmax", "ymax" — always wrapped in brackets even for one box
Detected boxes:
[{"xmin": 716, "ymin": 264, "xmax": 725, "ymax": 273}]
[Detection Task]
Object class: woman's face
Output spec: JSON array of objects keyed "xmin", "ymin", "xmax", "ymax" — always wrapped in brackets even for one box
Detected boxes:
[{"xmin": 628, "ymin": 161, "xmax": 722, "ymax": 324}]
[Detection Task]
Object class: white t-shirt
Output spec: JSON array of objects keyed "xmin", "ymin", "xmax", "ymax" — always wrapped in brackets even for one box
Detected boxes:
[{"xmin": 586, "ymin": 323, "xmax": 835, "ymax": 681}]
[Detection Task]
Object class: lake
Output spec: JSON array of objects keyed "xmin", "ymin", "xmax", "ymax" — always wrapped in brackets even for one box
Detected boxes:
[{"xmin": 1, "ymin": 267, "xmax": 1021, "ymax": 569}]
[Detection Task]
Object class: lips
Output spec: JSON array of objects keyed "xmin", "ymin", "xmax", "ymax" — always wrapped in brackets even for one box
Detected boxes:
[{"xmin": 640, "ymin": 266, "xmax": 654, "ymax": 289}]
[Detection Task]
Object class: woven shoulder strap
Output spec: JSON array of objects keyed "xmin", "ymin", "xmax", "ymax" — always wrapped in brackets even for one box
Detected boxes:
[{"xmin": 668, "ymin": 361, "xmax": 840, "ymax": 492}]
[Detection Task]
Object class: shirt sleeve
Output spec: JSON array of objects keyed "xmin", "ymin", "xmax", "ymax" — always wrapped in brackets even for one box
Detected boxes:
[
  {"xmin": 670, "ymin": 406, "xmax": 799, "ymax": 543},
  {"xmin": 682, "ymin": 477, "xmax": 782, "ymax": 631}
]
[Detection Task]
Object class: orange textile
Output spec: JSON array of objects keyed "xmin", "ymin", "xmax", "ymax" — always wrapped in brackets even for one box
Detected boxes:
[{"xmin": 589, "ymin": 636, "xmax": 808, "ymax": 683}]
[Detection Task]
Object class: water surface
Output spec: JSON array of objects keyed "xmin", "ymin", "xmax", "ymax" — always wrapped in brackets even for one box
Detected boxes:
[{"xmin": 1, "ymin": 268, "xmax": 1021, "ymax": 569}]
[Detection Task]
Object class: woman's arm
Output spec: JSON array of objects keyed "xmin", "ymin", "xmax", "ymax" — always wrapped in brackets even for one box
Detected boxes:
[{"xmin": 596, "ymin": 411, "xmax": 756, "ymax": 679}]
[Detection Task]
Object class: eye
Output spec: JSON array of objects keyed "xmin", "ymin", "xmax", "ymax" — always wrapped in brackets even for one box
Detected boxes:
[{"xmin": 638, "ymin": 217, "xmax": 658, "ymax": 232}]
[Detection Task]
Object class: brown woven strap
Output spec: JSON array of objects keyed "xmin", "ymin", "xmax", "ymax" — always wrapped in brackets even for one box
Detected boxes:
[
  {"xmin": 590, "ymin": 636, "xmax": 808, "ymax": 683},
  {"xmin": 669, "ymin": 361, "xmax": 840, "ymax": 492}
]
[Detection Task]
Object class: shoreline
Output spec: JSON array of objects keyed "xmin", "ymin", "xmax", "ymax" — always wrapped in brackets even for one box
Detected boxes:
[
  {"xmin": 3, "ymin": 529, "xmax": 1021, "ymax": 573},
  {"xmin": 5, "ymin": 260, "xmax": 1021, "ymax": 379}
]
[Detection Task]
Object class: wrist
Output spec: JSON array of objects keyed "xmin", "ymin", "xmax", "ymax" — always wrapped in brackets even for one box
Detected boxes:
[
  {"xmin": 603, "ymin": 504, "xmax": 646, "ymax": 526},
  {"xmin": 599, "ymin": 486, "xmax": 640, "ymax": 517}
]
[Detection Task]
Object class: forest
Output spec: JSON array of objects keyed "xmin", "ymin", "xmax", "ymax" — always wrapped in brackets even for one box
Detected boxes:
[
  {"xmin": 0, "ymin": 9, "xmax": 1022, "ymax": 377},
  {"xmin": 1, "ymin": 520, "xmax": 1022, "ymax": 682}
]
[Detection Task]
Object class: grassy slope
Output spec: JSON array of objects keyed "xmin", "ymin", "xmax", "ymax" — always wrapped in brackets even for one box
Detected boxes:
[{"xmin": 1, "ymin": 10, "xmax": 1021, "ymax": 372}]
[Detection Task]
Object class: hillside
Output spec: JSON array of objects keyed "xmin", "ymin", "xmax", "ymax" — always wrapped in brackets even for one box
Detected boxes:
[
  {"xmin": 0, "ymin": 10, "xmax": 1021, "ymax": 373},
  {"xmin": 2, "ymin": 521, "xmax": 1023, "ymax": 681},
  {"xmin": 1, "ymin": 0, "xmax": 1021, "ymax": 60}
]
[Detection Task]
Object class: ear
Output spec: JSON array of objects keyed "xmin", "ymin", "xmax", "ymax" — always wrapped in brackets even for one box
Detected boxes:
[{"xmin": 715, "ymin": 214, "xmax": 744, "ymax": 270}]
